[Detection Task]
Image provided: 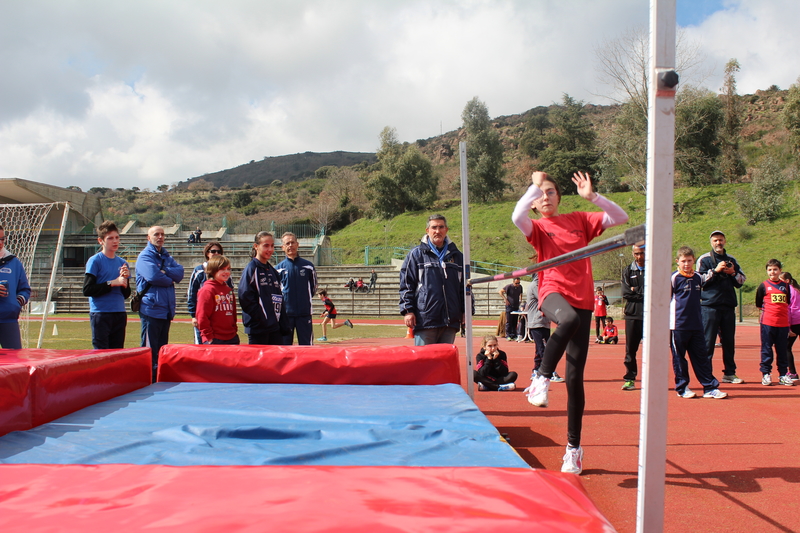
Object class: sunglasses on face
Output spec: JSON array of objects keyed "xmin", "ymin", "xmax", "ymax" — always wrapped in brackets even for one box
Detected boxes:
[{"xmin": 208, "ymin": 249, "xmax": 222, "ymax": 255}]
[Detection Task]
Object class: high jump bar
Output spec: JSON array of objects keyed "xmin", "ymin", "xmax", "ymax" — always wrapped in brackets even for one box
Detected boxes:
[{"xmin": 469, "ymin": 224, "xmax": 646, "ymax": 285}]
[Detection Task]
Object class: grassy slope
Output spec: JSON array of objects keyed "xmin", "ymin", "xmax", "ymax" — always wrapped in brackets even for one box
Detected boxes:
[{"xmin": 329, "ymin": 182, "xmax": 800, "ymax": 296}]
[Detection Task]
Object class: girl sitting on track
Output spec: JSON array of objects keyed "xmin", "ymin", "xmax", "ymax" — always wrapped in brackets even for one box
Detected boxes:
[{"xmin": 474, "ymin": 334, "xmax": 517, "ymax": 391}]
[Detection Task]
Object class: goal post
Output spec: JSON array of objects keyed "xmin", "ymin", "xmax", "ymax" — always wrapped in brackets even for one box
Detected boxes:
[{"xmin": 0, "ymin": 202, "xmax": 68, "ymax": 348}]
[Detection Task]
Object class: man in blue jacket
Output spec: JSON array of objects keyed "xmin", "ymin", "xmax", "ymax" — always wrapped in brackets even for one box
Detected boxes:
[
  {"xmin": 0, "ymin": 225, "xmax": 31, "ymax": 349},
  {"xmin": 136, "ymin": 226, "xmax": 184, "ymax": 381},
  {"xmin": 400, "ymin": 215, "xmax": 466, "ymax": 346},
  {"xmin": 276, "ymin": 232, "xmax": 317, "ymax": 345}
]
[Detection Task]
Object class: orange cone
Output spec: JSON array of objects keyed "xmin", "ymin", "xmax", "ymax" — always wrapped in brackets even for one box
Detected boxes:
[{"xmin": 405, "ymin": 327, "xmax": 414, "ymax": 339}]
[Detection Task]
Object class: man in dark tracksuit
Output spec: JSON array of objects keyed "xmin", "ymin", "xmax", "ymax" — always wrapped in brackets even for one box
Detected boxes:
[
  {"xmin": 621, "ymin": 245, "xmax": 645, "ymax": 390},
  {"xmin": 399, "ymin": 214, "xmax": 466, "ymax": 346},
  {"xmin": 697, "ymin": 230, "xmax": 746, "ymax": 383},
  {"xmin": 276, "ymin": 232, "xmax": 317, "ymax": 345}
]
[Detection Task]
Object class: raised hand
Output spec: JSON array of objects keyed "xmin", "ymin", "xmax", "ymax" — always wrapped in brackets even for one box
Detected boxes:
[{"xmin": 572, "ymin": 171, "xmax": 597, "ymax": 201}]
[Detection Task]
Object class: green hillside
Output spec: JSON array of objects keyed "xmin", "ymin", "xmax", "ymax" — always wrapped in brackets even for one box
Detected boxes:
[{"xmin": 329, "ymin": 182, "xmax": 800, "ymax": 295}]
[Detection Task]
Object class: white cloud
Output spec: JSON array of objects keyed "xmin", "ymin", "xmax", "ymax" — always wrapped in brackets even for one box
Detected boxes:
[{"xmin": 0, "ymin": 0, "xmax": 795, "ymax": 191}]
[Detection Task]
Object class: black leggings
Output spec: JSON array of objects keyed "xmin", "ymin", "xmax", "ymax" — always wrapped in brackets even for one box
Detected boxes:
[
  {"xmin": 788, "ymin": 324, "xmax": 800, "ymax": 375},
  {"xmin": 539, "ymin": 293, "xmax": 592, "ymax": 448}
]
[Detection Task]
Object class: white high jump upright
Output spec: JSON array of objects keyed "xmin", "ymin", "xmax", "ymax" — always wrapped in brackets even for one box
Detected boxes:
[
  {"xmin": 459, "ymin": 141, "xmax": 475, "ymax": 400},
  {"xmin": 637, "ymin": 1, "xmax": 677, "ymax": 532}
]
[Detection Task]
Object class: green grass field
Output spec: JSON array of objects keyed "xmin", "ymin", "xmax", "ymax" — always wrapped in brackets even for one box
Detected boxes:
[{"xmin": 26, "ymin": 315, "xmax": 413, "ymax": 350}]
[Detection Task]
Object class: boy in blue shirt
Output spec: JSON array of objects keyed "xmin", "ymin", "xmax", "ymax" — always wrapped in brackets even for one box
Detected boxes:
[
  {"xmin": 670, "ymin": 246, "xmax": 728, "ymax": 399},
  {"xmin": 83, "ymin": 221, "xmax": 131, "ymax": 349}
]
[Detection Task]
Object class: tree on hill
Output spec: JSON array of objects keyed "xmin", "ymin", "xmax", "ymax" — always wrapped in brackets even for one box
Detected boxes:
[
  {"xmin": 736, "ymin": 156, "xmax": 789, "ymax": 225},
  {"xmin": 462, "ymin": 97, "xmax": 506, "ymax": 202},
  {"xmin": 536, "ymin": 94, "xmax": 599, "ymax": 192},
  {"xmin": 783, "ymin": 77, "xmax": 800, "ymax": 159},
  {"xmin": 674, "ymin": 86, "xmax": 723, "ymax": 186},
  {"xmin": 367, "ymin": 126, "xmax": 438, "ymax": 218},
  {"xmin": 719, "ymin": 59, "xmax": 746, "ymax": 183}
]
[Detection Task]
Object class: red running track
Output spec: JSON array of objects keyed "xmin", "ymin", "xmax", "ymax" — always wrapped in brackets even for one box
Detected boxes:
[{"xmin": 345, "ymin": 321, "xmax": 800, "ymax": 533}]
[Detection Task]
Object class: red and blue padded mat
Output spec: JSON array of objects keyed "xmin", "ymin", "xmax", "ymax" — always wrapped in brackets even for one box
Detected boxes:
[{"xmin": 0, "ymin": 382, "xmax": 528, "ymax": 468}]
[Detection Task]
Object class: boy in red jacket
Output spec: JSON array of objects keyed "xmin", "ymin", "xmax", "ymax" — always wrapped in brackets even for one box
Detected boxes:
[{"xmin": 756, "ymin": 259, "xmax": 793, "ymax": 386}]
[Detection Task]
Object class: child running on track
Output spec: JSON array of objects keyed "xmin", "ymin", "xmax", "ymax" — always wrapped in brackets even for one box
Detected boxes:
[
  {"xmin": 317, "ymin": 289, "xmax": 353, "ymax": 341},
  {"xmin": 512, "ymin": 170, "xmax": 628, "ymax": 475}
]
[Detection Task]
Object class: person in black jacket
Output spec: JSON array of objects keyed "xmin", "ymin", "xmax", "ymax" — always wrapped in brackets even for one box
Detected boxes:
[
  {"xmin": 474, "ymin": 335, "xmax": 517, "ymax": 391},
  {"xmin": 697, "ymin": 230, "xmax": 746, "ymax": 383},
  {"xmin": 238, "ymin": 231, "xmax": 289, "ymax": 345},
  {"xmin": 621, "ymin": 245, "xmax": 645, "ymax": 390},
  {"xmin": 399, "ymin": 214, "xmax": 466, "ymax": 346}
]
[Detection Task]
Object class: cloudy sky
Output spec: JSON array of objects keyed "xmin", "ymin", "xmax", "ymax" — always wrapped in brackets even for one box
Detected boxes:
[{"xmin": 1, "ymin": 0, "xmax": 798, "ymax": 192}]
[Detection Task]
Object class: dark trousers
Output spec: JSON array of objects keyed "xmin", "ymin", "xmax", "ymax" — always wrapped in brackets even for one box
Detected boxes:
[
  {"xmin": 788, "ymin": 324, "xmax": 800, "ymax": 375},
  {"xmin": 671, "ymin": 329, "xmax": 720, "ymax": 394},
  {"xmin": 210, "ymin": 335, "xmax": 240, "ymax": 345},
  {"xmin": 759, "ymin": 323, "xmax": 790, "ymax": 375},
  {"xmin": 539, "ymin": 293, "xmax": 592, "ymax": 448},
  {"xmin": 0, "ymin": 321, "xmax": 22, "ymax": 349},
  {"xmin": 505, "ymin": 306, "xmax": 519, "ymax": 338},
  {"xmin": 140, "ymin": 313, "xmax": 171, "ymax": 382},
  {"xmin": 595, "ymin": 316, "xmax": 607, "ymax": 338},
  {"xmin": 473, "ymin": 370, "xmax": 518, "ymax": 391},
  {"xmin": 623, "ymin": 318, "xmax": 643, "ymax": 381},
  {"xmin": 702, "ymin": 305, "xmax": 737, "ymax": 375},
  {"xmin": 248, "ymin": 330, "xmax": 285, "ymax": 345},
  {"xmin": 530, "ymin": 327, "xmax": 551, "ymax": 372},
  {"xmin": 90, "ymin": 312, "xmax": 127, "ymax": 349},
  {"xmin": 283, "ymin": 315, "xmax": 313, "ymax": 345}
]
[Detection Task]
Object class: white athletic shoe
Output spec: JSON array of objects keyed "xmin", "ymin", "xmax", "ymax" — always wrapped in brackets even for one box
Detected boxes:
[
  {"xmin": 498, "ymin": 382, "xmax": 516, "ymax": 391},
  {"xmin": 526, "ymin": 374, "xmax": 550, "ymax": 407},
  {"xmin": 561, "ymin": 446, "xmax": 584, "ymax": 474},
  {"xmin": 702, "ymin": 388, "xmax": 728, "ymax": 399},
  {"xmin": 677, "ymin": 389, "xmax": 696, "ymax": 399}
]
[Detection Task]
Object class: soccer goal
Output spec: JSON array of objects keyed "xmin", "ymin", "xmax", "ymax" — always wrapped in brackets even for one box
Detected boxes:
[{"xmin": 0, "ymin": 202, "xmax": 69, "ymax": 348}]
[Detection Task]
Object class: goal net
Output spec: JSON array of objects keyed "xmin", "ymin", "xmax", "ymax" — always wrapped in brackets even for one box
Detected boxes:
[{"xmin": 0, "ymin": 203, "xmax": 56, "ymax": 348}]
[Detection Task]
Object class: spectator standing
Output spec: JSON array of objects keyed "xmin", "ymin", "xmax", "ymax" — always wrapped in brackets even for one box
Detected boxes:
[
  {"xmin": 779, "ymin": 272, "xmax": 800, "ymax": 381},
  {"xmin": 755, "ymin": 259, "xmax": 793, "ymax": 386},
  {"xmin": 621, "ymin": 245, "xmax": 645, "ymax": 391},
  {"xmin": 499, "ymin": 277, "xmax": 524, "ymax": 341},
  {"xmin": 399, "ymin": 214, "xmax": 466, "ymax": 346},
  {"xmin": 670, "ymin": 247, "xmax": 728, "ymax": 400},
  {"xmin": 0, "ymin": 225, "xmax": 31, "ymax": 349},
  {"xmin": 136, "ymin": 226, "xmax": 184, "ymax": 381},
  {"xmin": 196, "ymin": 255, "xmax": 239, "ymax": 345},
  {"xmin": 187, "ymin": 242, "xmax": 232, "ymax": 344},
  {"xmin": 697, "ymin": 230, "xmax": 746, "ymax": 384},
  {"xmin": 523, "ymin": 272, "xmax": 563, "ymax": 382},
  {"xmin": 83, "ymin": 221, "xmax": 131, "ymax": 349},
  {"xmin": 593, "ymin": 287, "xmax": 609, "ymax": 343},
  {"xmin": 276, "ymin": 232, "xmax": 317, "ymax": 345},
  {"xmin": 239, "ymin": 231, "xmax": 288, "ymax": 345},
  {"xmin": 368, "ymin": 269, "xmax": 378, "ymax": 293}
]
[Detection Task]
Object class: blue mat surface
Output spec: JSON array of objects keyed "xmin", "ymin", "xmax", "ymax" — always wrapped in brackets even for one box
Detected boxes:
[{"xmin": 0, "ymin": 383, "xmax": 527, "ymax": 468}]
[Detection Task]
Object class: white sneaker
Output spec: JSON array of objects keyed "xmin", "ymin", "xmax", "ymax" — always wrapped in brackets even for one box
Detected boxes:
[
  {"xmin": 526, "ymin": 374, "xmax": 550, "ymax": 407},
  {"xmin": 498, "ymin": 382, "xmax": 516, "ymax": 391},
  {"xmin": 561, "ymin": 446, "xmax": 583, "ymax": 474},
  {"xmin": 762, "ymin": 374, "xmax": 772, "ymax": 386},
  {"xmin": 702, "ymin": 388, "xmax": 728, "ymax": 399},
  {"xmin": 677, "ymin": 389, "xmax": 696, "ymax": 398},
  {"xmin": 779, "ymin": 374, "xmax": 795, "ymax": 386},
  {"xmin": 550, "ymin": 371, "xmax": 565, "ymax": 383}
]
